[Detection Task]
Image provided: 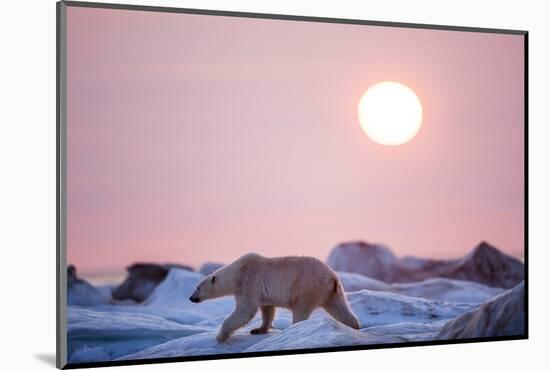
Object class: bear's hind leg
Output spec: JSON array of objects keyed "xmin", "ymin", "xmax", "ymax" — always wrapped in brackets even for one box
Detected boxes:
[
  {"xmin": 291, "ymin": 307, "xmax": 314, "ymax": 324},
  {"xmin": 250, "ymin": 305, "xmax": 275, "ymax": 334},
  {"xmin": 322, "ymin": 296, "xmax": 360, "ymax": 330},
  {"xmin": 217, "ymin": 300, "xmax": 259, "ymax": 343}
]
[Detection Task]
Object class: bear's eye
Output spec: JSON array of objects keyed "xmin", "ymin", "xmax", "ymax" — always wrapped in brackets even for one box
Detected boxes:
[{"xmin": 211, "ymin": 275, "xmax": 217, "ymax": 284}]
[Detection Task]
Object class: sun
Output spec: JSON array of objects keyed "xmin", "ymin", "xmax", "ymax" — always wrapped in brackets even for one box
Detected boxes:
[{"xmin": 358, "ymin": 81, "xmax": 423, "ymax": 146}]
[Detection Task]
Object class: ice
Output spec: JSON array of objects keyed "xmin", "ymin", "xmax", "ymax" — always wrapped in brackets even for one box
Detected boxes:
[
  {"xmin": 69, "ymin": 346, "xmax": 110, "ymax": 363},
  {"xmin": 118, "ymin": 331, "xmax": 272, "ymax": 359},
  {"xmin": 67, "ymin": 307, "xmax": 207, "ymax": 362},
  {"xmin": 68, "ymin": 307, "xmax": 207, "ymax": 336},
  {"xmin": 347, "ymin": 289, "xmax": 477, "ymax": 328},
  {"xmin": 142, "ymin": 268, "xmax": 236, "ymax": 325},
  {"xmin": 68, "ymin": 282, "xmax": 112, "ymax": 306},
  {"xmin": 337, "ymin": 272, "xmax": 390, "ymax": 292},
  {"xmin": 69, "ymin": 269, "xmax": 236, "ymax": 327},
  {"xmin": 363, "ymin": 321, "xmax": 446, "ymax": 342},
  {"xmin": 245, "ymin": 317, "xmax": 399, "ymax": 352},
  {"xmin": 338, "ymin": 271, "xmax": 504, "ymax": 303},
  {"xmin": 66, "ymin": 255, "xmax": 523, "ymax": 364},
  {"xmin": 437, "ymin": 281, "xmax": 525, "ymax": 339},
  {"xmin": 112, "ymin": 286, "xmax": 477, "ymax": 362},
  {"xmin": 119, "ymin": 316, "xmax": 399, "ymax": 360},
  {"xmin": 338, "ymin": 273, "xmax": 503, "ymax": 303},
  {"xmin": 70, "ymin": 286, "xmax": 477, "ymax": 363},
  {"xmin": 389, "ymin": 278, "xmax": 504, "ymax": 303}
]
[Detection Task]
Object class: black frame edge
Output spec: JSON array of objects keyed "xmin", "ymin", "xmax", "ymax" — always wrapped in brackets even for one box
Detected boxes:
[{"xmin": 523, "ymin": 32, "xmax": 529, "ymax": 338}]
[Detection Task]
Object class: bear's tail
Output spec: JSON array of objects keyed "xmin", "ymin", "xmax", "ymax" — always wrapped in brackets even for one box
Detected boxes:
[{"xmin": 332, "ymin": 279, "xmax": 340, "ymax": 296}]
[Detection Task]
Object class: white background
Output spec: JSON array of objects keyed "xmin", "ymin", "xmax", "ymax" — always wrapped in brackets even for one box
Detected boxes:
[{"xmin": 0, "ymin": 0, "xmax": 547, "ymax": 369}]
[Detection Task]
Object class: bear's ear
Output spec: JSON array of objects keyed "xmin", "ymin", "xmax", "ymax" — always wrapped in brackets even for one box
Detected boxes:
[{"xmin": 211, "ymin": 275, "xmax": 217, "ymax": 284}]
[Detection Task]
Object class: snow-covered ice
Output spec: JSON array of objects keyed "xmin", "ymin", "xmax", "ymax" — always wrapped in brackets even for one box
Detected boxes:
[
  {"xmin": 348, "ymin": 290, "xmax": 477, "ymax": 328},
  {"xmin": 67, "ymin": 251, "xmax": 524, "ymax": 364},
  {"xmin": 338, "ymin": 272, "xmax": 504, "ymax": 303},
  {"xmin": 337, "ymin": 272, "xmax": 391, "ymax": 292},
  {"xmin": 67, "ymin": 307, "xmax": 207, "ymax": 362},
  {"xmin": 389, "ymin": 278, "xmax": 504, "ymax": 303},
  {"xmin": 119, "ymin": 317, "xmax": 400, "ymax": 361},
  {"xmin": 68, "ymin": 281, "xmax": 112, "ymax": 307}
]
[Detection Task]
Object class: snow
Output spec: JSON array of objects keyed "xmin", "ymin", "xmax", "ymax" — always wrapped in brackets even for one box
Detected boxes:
[
  {"xmin": 120, "ymin": 317, "xmax": 400, "ymax": 360},
  {"xmin": 338, "ymin": 272, "xmax": 503, "ymax": 303},
  {"xmin": 68, "ymin": 281, "xmax": 112, "ymax": 306},
  {"xmin": 69, "ymin": 346, "xmax": 111, "ymax": 364},
  {"xmin": 246, "ymin": 318, "xmax": 398, "ymax": 352},
  {"xmin": 68, "ymin": 307, "xmax": 206, "ymax": 336},
  {"xmin": 119, "ymin": 331, "xmax": 271, "ymax": 359},
  {"xmin": 142, "ymin": 268, "xmax": 236, "ymax": 325},
  {"xmin": 67, "ymin": 307, "xmax": 208, "ymax": 362},
  {"xmin": 347, "ymin": 290, "xmax": 477, "ymax": 328},
  {"xmin": 363, "ymin": 321, "xmax": 446, "ymax": 342},
  {"xmin": 337, "ymin": 272, "xmax": 390, "ymax": 292},
  {"xmin": 67, "ymin": 269, "xmax": 233, "ymax": 362},
  {"xmin": 389, "ymin": 278, "xmax": 504, "ymax": 303},
  {"xmin": 66, "ymin": 261, "xmax": 524, "ymax": 364}
]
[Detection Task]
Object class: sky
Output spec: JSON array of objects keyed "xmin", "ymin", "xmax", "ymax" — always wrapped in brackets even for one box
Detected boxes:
[{"xmin": 66, "ymin": 6, "xmax": 525, "ymax": 275}]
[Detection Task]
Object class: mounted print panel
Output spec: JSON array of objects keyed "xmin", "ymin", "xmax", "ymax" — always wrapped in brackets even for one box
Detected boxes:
[{"xmin": 57, "ymin": 1, "xmax": 527, "ymax": 368}]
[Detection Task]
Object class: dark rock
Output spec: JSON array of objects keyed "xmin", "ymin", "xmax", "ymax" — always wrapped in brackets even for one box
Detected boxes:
[
  {"xmin": 439, "ymin": 242, "xmax": 524, "ymax": 289},
  {"xmin": 327, "ymin": 241, "xmax": 399, "ymax": 281},
  {"xmin": 67, "ymin": 264, "xmax": 84, "ymax": 286},
  {"xmin": 112, "ymin": 263, "xmax": 193, "ymax": 303},
  {"xmin": 327, "ymin": 241, "xmax": 524, "ymax": 289},
  {"xmin": 437, "ymin": 281, "xmax": 525, "ymax": 339}
]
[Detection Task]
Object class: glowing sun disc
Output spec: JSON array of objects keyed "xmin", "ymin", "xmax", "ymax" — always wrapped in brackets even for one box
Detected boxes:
[{"xmin": 358, "ymin": 81, "xmax": 423, "ymax": 146}]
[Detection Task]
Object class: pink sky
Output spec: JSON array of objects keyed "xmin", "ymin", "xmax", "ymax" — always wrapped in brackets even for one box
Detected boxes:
[{"xmin": 66, "ymin": 7, "xmax": 525, "ymax": 275}]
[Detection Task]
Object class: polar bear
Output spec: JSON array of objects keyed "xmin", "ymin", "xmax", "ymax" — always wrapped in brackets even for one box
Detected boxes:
[{"xmin": 189, "ymin": 253, "xmax": 360, "ymax": 342}]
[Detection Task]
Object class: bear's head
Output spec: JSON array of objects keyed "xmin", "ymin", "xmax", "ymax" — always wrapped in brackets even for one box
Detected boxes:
[{"xmin": 189, "ymin": 273, "xmax": 229, "ymax": 303}]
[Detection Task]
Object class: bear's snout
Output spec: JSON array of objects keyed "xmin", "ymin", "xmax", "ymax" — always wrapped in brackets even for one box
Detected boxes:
[{"xmin": 189, "ymin": 295, "xmax": 200, "ymax": 303}]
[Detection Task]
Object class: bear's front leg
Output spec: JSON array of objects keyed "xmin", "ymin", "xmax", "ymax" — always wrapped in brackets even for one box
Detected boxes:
[
  {"xmin": 217, "ymin": 300, "xmax": 259, "ymax": 343},
  {"xmin": 216, "ymin": 330, "xmax": 231, "ymax": 343},
  {"xmin": 250, "ymin": 305, "xmax": 275, "ymax": 334}
]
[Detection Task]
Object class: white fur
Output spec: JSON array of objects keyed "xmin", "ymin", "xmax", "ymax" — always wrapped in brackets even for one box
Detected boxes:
[{"xmin": 189, "ymin": 253, "xmax": 360, "ymax": 342}]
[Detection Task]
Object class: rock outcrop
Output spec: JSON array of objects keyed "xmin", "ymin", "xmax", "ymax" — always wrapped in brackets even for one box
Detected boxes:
[
  {"xmin": 327, "ymin": 241, "xmax": 399, "ymax": 281},
  {"xmin": 327, "ymin": 241, "xmax": 524, "ymax": 289},
  {"xmin": 112, "ymin": 263, "xmax": 192, "ymax": 303},
  {"xmin": 437, "ymin": 281, "xmax": 525, "ymax": 339},
  {"xmin": 439, "ymin": 242, "xmax": 524, "ymax": 289}
]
